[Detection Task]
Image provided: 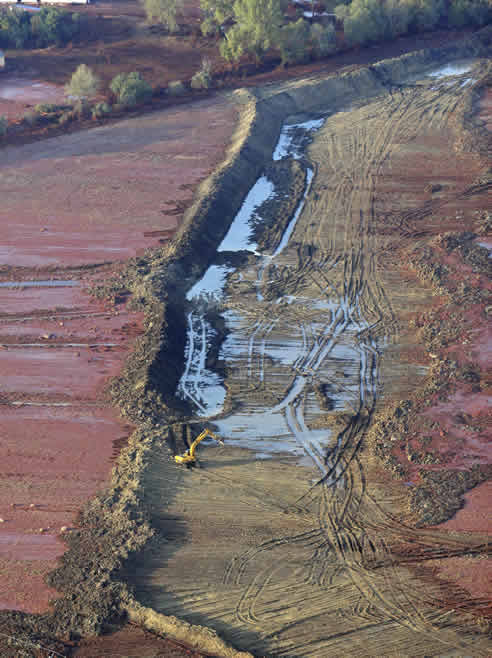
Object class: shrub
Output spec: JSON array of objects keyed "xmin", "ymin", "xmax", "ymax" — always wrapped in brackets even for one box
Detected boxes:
[
  {"xmin": 167, "ymin": 80, "xmax": 187, "ymax": 96},
  {"xmin": 190, "ymin": 58, "xmax": 213, "ymax": 89},
  {"xmin": 142, "ymin": 0, "xmax": 182, "ymax": 33},
  {"xmin": 65, "ymin": 64, "xmax": 100, "ymax": 101},
  {"xmin": 23, "ymin": 110, "xmax": 41, "ymax": 127},
  {"xmin": 310, "ymin": 23, "xmax": 336, "ymax": 59},
  {"xmin": 110, "ymin": 72, "xmax": 153, "ymax": 107},
  {"xmin": 0, "ymin": 116, "xmax": 7, "ymax": 137},
  {"xmin": 58, "ymin": 110, "xmax": 74, "ymax": 126},
  {"xmin": 91, "ymin": 101, "xmax": 112, "ymax": 119},
  {"xmin": 34, "ymin": 102, "xmax": 69, "ymax": 114},
  {"xmin": 279, "ymin": 19, "xmax": 310, "ymax": 66},
  {"xmin": 72, "ymin": 99, "xmax": 91, "ymax": 119}
]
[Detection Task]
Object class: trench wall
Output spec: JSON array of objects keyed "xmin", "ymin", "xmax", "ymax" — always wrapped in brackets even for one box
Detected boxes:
[{"xmin": 149, "ymin": 25, "xmax": 492, "ymax": 411}]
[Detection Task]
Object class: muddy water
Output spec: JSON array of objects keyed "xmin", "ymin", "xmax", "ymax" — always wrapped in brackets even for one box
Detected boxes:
[{"xmin": 130, "ymin": 61, "xmax": 491, "ymax": 656}]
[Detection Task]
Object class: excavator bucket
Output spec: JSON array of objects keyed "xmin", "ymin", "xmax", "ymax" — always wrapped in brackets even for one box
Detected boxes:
[{"xmin": 174, "ymin": 428, "xmax": 223, "ymax": 465}]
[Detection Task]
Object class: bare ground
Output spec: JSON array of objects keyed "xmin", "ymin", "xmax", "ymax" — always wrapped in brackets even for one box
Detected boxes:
[
  {"xmin": 0, "ymin": 93, "xmax": 236, "ymax": 632},
  {"xmin": 124, "ymin": 62, "xmax": 492, "ymax": 656},
  {"xmin": 0, "ymin": 32, "xmax": 490, "ymax": 658}
]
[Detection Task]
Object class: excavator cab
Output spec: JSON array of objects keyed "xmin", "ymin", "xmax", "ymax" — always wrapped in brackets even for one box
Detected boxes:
[{"xmin": 174, "ymin": 428, "xmax": 223, "ymax": 466}]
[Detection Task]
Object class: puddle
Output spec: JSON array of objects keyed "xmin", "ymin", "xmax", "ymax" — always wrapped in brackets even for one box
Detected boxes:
[
  {"xmin": 218, "ymin": 176, "xmax": 275, "ymax": 253},
  {"xmin": 177, "ymin": 312, "xmax": 227, "ymax": 416},
  {"xmin": 177, "ymin": 111, "xmax": 381, "ymax": 471},
  {"xmin": 272, "ymin": 169, "xmax": 314, "ymax": 256},
  {"xmin": 273, "ymin": 118, "xmax": 325, "ymax": 161},
  {"xmin": 0, "ymin": 280, "xmax": 78, "ymax": 288},
  {"xmin": 186, "ymin": 265, "xmax": 233, "ymax": 301},
  {"xmin": 477, "ymin": 241, "xmax": 492, "ymax": 258},
  {"xmin": 13, "ymin": 4, "xmax": 41, "ymax": 11},
  {"xmin": 426, "ymin": 60, "xmax": 474, "ymax": 79}
]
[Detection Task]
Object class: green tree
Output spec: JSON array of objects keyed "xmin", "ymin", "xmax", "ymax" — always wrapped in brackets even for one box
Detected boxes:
[
  {"xmin": 448, "ymin": 0, "xmax": 492, "ymax": 27},
  {"xmin": 31, "ymin": 7, "xmax": 80, "ymax": 47},
  {"xmin": 342, "ymin": 0, "xmax": 391, "ymax": 46},
  {"xmin": 142, "ymin": 0, "xmax": 182, "ymax": 32},
  {"xmin": 65, "ymin": 64, "xmax": 100, "ymax": 101},
  {"xmin": 405, "ymin": 0, "xmax": 446, "ymax": 32},
  {"xmin": 310, "ymin": 22, "xmax": 336, "ymax": 58},
  {"xmin": 0, "ymin": 8, "xmax": 31, "ymax": 48},
  {"xmin": 279, "ymin": 18, "xmax": 310, "ymax": 66},
  {"xmin": 200, "ymin": 0, "xmax": 233, "ymax": 35},
  {"xmin": 110, "ymin": 72, "xmax": 153, "ymax": 106},
  {"xmin": 334, "ymin": 3, "xmax": 351, "ymax": 23},
  {"xmin": 385, "ymin": 0, "xmax": 412, "ymax": 38},
  {"xmin": 220, "ymin": 0, "xmax": 286, "ymax": 63}
]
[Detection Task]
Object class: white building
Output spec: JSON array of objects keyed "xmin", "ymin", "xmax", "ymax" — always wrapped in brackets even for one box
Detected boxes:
[{"xmin": 0, "ymin": 0, "xmax": 90, "ymax": 4}]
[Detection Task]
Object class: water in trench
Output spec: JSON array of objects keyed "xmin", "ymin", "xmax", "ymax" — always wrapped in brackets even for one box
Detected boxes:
[{"xmin": 177, "ymin": 113, "xmax": 381, "ymax": 476}]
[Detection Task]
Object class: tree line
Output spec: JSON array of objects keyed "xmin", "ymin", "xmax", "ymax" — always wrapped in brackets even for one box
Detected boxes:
[
  {"xmin": 335, "ymin": 0, "xmax": 491, "ymax": 47},
  {"xmin": 144, "ymin": 0, "xmax": 491, "ymax": 65},
  {"xmin": 0, "ymin": 6, "xmax": 85, "ymax": 49}
]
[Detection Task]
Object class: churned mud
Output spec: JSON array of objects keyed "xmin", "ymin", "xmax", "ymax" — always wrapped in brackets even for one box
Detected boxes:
[
  {"xmin": 125, "ymin": 43, "xmax": 491, "ymax": 657},
  {"xmin": 1, "ymin": 28, "xmax": 491, "ymax": 658}
]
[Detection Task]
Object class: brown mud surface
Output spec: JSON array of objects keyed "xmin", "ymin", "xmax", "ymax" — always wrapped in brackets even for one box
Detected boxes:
[
  {"xmin": 0, "ymin": 76, "xmax": 66, "ymax": 121},
  {"xmin": 1, "ymin": 31, "xmax": 491, "ymax": 658},
  {"xmin": 71, "ymin": 622, "xmax": 211, "ymax": 657},
  {"xmin": 124, "ymin": 52, "xmax": 492, "ymax": 656},
  {"xmin": 0, "ymin": 93, "xmax": 236, "ymax": 631},
  {"xmin": 0, "ymin": 96, "xmax": 235, "ymax": 265}
]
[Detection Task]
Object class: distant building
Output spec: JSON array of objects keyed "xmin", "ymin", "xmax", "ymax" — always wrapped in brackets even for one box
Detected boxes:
[{"xmin": 0, "ymin": 0, "xmax": 91, "ymax": 5}]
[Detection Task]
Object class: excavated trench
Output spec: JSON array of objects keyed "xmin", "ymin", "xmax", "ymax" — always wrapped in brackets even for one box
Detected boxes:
[
  {"xmin": 1, "ymin": 28, "xmax": 490, "ymax": 658},
  {"xmin": 120, "ymin": 34, "xmax": 491, "ymax": 658}
]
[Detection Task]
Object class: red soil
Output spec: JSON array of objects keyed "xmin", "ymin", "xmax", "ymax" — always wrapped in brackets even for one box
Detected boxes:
[
  {"xmin": 0, "ymin": 95, "xmax": 236, "ymax": 613},
  {"xmin": 0, "ymin": 76, "xmax": 66, "ymax": 121},
  {"xmin": 428, "ymin": 482, "xmax": 492, "ymax": 611},
  {"xmin": 0, "ymin": 97, "xmax": 234, "ymax": 266},
  {"xmin": 436, "ymin": 480, "xmax": 492, "ymax": 535},
  {"xmin": 71, "ymin": 622, "xmax": 209, "ymax": 657},
  {"xmin": 373, "ymin": 81, "xmax": 491, "ymax": 620}
]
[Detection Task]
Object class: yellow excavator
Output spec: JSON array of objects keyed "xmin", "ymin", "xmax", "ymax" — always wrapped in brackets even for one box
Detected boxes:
[{"xmin": 174, "ymin": 428, "xmax": 224, "ymax": 466}]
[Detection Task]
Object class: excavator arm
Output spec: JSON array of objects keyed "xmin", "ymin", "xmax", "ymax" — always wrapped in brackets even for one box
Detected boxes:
[{"xmin": 175, "ymin": 429, "xmax": 223, "ymax": 465}]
